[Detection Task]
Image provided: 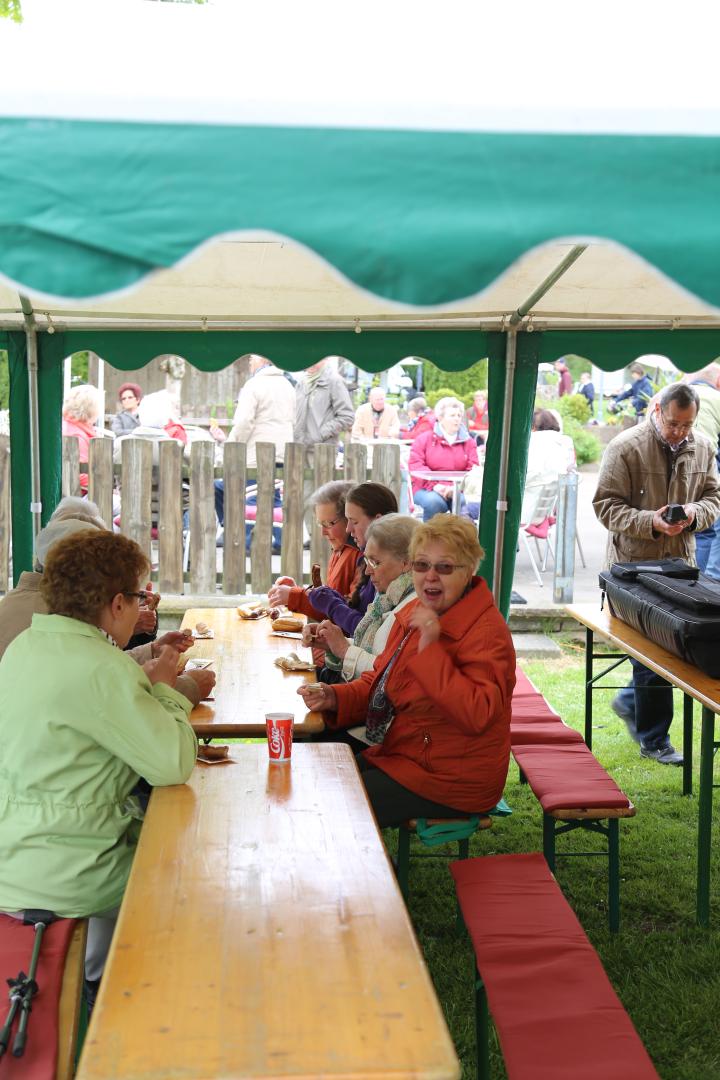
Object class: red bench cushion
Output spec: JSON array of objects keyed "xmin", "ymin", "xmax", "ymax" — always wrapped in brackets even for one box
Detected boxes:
[
  {"xmin": 511, "ymin": 722, "xmax": 584, "ymax": 746},
  {"xmin": 512, "ymin": 743, "xmax": 631, "ymax": 812},
  {"xmin": 451, "ymin": 853, "xmax": 659, "ymax": 1080},
  {"xmin": 0, "ymin": 914, "xmax": 79, "ymax": 1080},
  {"xmin": 511, "ymin": 697, "xmax": 562, "ymax": 722}
]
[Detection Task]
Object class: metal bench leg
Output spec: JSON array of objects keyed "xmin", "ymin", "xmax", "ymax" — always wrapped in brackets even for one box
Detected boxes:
[
  {"xmin": 475, "ymin": 968, "xmax": 490, "ymax": 1080},
  {"xmin": 456, "ymin": 837, "xmax": 470, "ymax": 932},
  {"xmin": 608, "ymin": 818, "xmax": 620, "ymax": 933},
  {"xmin": 396, "ymin": 825, "xmax": 410, "ymax": 901},
  {"xmin": 683, "ymin": 694, "xmax": 693, "ymax": 797},
  {"xmin": 542, "ymin": 814, "xmax": 556, "ymax": 873}
]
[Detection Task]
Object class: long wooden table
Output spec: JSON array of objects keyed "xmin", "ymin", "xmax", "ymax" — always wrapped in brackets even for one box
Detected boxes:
[
  {"xmin": 181, "ymin": 608, "xmax": 324, "ymax": 739},
  {"xmin": 76, "ymin": 744, "xmax": 460, "ymax": 1079},
  {"xmin": 567, "ymin": 603, "xmax": 719, "ymax": 927}
]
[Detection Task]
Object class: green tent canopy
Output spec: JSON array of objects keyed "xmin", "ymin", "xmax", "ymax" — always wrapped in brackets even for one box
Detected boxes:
[{"xmin": 2, "ymin": 0, "xmax": 720, "ymax": 609}]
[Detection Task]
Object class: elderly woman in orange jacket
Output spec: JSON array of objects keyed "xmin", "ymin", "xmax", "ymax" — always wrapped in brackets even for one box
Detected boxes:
[{"xmin": 298, "ymin": 515, "xmax": 515, "ymax": 825}]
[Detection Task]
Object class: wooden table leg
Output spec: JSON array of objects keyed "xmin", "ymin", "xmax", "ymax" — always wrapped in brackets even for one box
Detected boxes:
[{"xmin": 696, "ymin": 706, "xmax": 715, "ymax": 927}]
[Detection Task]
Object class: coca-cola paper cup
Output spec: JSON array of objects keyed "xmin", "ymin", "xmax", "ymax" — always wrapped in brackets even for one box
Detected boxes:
[{"xmin": 266, "ymin": 712, "xmax": 294, "ymax": 764}]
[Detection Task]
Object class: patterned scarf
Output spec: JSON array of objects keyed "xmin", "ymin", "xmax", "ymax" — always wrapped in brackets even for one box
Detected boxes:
[{"xmin": 352, "ymin": 570, "xmax": 414, "ymax": 653}]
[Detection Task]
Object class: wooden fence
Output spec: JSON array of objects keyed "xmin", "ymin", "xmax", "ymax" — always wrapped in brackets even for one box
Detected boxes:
[{"xmin": 55, "ymin": 436, "xmax": 402, "ymax": 596}]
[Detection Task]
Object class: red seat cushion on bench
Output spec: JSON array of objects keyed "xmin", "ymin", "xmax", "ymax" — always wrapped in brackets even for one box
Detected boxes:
[
  {"xmin": 511, "ymin": 697, "xmax": 562, "ymax": 722},
  {"xmin": 512, "ymin": 668, "xmax": 542, "ymax": 698},
  {"xmin": 451, "ymin": 853, "xmax": 659, "ymax": 1080},
  {"xmin": 512, "ymin": 743, "xmax": 631, "ymax": 812},
  {"xmin": 0, "ymin": 914, "xmax": 79, "ymax": 1080},
  {"xmin": 511, "ymin": 722, "xmax": 584, "ymax": 746}
]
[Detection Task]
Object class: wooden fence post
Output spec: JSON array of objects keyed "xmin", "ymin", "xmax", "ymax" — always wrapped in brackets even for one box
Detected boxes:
[
  {"xmin": 344, "ymin": 442, "xmax": 367, "ymax": 485},
  {"xmin": 62, "ymin": 436, "xmax": 81, "ymax": 498},
  {"xmin": 310, "ymin": 443, "xmax": 337, "ymax": 579},
  {"xmin": 189, "ymin": 440, "xmax": 216, "ymax": 594},
  {"xmin": 281, "ymin": 443, "xmax": 305, "ymax": 585},
  {"xmin": 371, "ymin": 443, "xmax": 402, "ymax": 504},
  {"xmin": 120, "ymin": 439, "xmax": 153, "ymax": 561},
  {"xmin": 223, "ymin": 441, "xmax": 247, "ymax": 595},
  {"xmin": 88, "ymin": 438, "xmax": 114, "ymax": 530},
  {"xmin": 158, "ymin": 440, "xmax": 184, "ymax": 594},
  {"xmin": 250, "ymin": 442, "xmax": 276, "ymax": 595}
]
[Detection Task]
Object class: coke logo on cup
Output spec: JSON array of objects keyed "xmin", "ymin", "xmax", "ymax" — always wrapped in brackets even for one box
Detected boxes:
[{"xmin": 266, "ymin": 713, "xmax": 293, "ymax": 763}]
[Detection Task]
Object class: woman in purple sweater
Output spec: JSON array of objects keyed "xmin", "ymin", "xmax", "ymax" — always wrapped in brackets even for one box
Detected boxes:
[{"xmin": 308, "ymin": 482, "xmax": 398, "ymax": 636}]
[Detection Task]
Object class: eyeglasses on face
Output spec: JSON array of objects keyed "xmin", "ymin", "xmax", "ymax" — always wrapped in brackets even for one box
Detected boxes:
[
  {"xmin": 411, "ymin": 559, "xmax": 467, "ymax": 576},
  {"xmin": 124, "ymin": 591, "xmax": 148, "ymax": 603},
  {"xmin": 364, "ymin": 554, "xmax": 382, "ymax": 570},
  {"xmin": 318, "ymin": 515, "xmax": 344, "ymax": 530},
  {"xmin": 660, "ymin": 409, "xmax": 694, "ymax": 434}
]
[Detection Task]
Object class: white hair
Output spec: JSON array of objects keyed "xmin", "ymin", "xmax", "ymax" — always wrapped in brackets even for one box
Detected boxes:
[
  {"xmin": 434, "ymin": 396, "xmax": 465, "ymax": 419},
  {"xmin": 62, "ymin": 384, "xmax": 104, "ymax": 424}
]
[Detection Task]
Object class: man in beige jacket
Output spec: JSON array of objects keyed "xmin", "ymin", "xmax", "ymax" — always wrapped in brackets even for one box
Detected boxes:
[
  {"xmin": 593, "ymin": 383, "xmax": 720, "ymax": 764},
  {"xmin": 352, "ymin": 387, "xmax": 400, "ymax": 440}
]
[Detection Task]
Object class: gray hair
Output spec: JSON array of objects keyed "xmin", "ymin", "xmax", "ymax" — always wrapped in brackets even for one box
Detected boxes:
[
  {"xmin": 49, "ymin": 496, "xmax": 107, "ymax": 530},
  {"xmin": 62, "ymin": 384, "xmax": 104, "ymax": 424},
  {"xmin": 659, "ymin": 383, "xmax": 699, "ymax": 413},
  {"xmin": 408, "ymin": 395, "xmax": 427, "ymax": 413},
  {"xmin": 434, "ymin": 396, "xmax": 465, "ymax": 419},
  {"xmin": 364, "ymin": 513, "xmax": 418, "ymax": 562},
  {"xmin": 309, "ymin": 480, "xmax": 353, "ymax": 516}
]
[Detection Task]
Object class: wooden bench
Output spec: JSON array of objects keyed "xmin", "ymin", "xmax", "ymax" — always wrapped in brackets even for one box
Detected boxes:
[
  {"xmin": 510, "ymin": 668, "xmax": 635, "ymax": 931},
  {"xmin": 451, "ymin": 853, "xmax": 659, "ymax": 1080},
  {"xmin": 0, "ymin": 914, "xmax": 87, "ymax": 1080}
]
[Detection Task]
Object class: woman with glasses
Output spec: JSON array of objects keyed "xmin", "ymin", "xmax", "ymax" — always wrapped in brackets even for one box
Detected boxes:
[
  {"xmin": 111, "ymin": 381, "xmax": 143, "ymax": 435},
  {"xmin": 268, "ymin": 482, "xmax": 362, "ymax": 670},
  {"xmin": 311, "ymin": 514, "xmax": 418, "ymax": 691},
  {"xmin": 298, "ymin": 515, "xmax": 515, "ymax": 825},
  {"xmin": 409, "ymin": 396, "xmax": 479, "ymax": 521},
  {"xmin": 0, "ymin": 530, "xmax": 197, "ymax": 996},
  {"xmin": 303, "ymin": 483, "xmax": 399, "ymax": 648}
]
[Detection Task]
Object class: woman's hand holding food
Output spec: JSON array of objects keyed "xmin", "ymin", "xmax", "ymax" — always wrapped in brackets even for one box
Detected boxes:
[
  {"xmin": 152, "ymin": 631, "xmax": 194, "ymax": 656},
  {"xmin": 301, "ymin": 622, "xmax": 320, "ymax": 647},
  {"xmin": 297, "ymin": 682, "xmax": 337, "ymax": 712},
  {"xmin": 408, "ymin": 605, "xmax": 441, "ymax": 652},
  {"xmin": 316, "ymin": 620, "xmax": 350, "ymax": 659},
  {"xmin": 142, "ymin": 645, "xmax": 179, "ymax": 688},
  {"xmin": 268, "ymin": 582, "xmax": 293, "ymax": 606},
  {"xmin": 185, "ymin": 668, "xmax": 216, "ymax": 699}
]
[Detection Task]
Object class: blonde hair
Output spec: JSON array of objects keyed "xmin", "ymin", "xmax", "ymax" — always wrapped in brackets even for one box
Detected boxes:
[
  {"xmin": 62, "ymin": 384, "xmax": 104, "ymax": 424},
  {"xmin": 410, "ymin": 514, "xmax": 483, "ymax": 570}
]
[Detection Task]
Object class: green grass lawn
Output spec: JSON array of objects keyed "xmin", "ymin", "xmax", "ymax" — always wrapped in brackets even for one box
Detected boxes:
[{"xmin": 387, "ymin": 645, "xmax": 720, "ymax": 1080}]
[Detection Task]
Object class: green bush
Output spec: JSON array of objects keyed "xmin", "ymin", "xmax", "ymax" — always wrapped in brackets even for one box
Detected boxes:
[
  {"xmin": 557, "ymin": 393, "xmax": 591, "ymax": 425},
  {"xmin": 425, "ymin": 386, "xmax": 462, "ymax": 409},
  {"xmin": 422, "ymin": 358, "xmax": 488, "ymax": 402},
  {"xmin": 564, "ymin": 417, "xmax": 602, "ymax": 465}
]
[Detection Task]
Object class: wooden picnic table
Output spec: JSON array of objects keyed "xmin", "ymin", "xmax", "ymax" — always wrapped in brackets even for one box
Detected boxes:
[
  {"xmin": 567, "ymin": 603, "xmax": 720, "ymax": 927},
  {"xmin": 181, "ymin": 607, "xmax": 324, "ymax": 740},
  {"xmin": 75, "ymin": 743, "xmax": 460, "ymax": 1080}
]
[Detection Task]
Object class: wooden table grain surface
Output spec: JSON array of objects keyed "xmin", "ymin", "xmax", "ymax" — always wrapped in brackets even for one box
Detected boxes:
[
  {"xmin": 181, "ymin": 608, "xmax": 324, "ymax": 739},
  {"xmin": 76, "ymin": 744, "xmax": 460, "ymax": 1079}
]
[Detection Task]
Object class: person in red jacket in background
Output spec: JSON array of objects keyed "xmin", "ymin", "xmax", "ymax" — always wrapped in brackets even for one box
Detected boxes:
[
  {"xmin": 399, "ymin": 396, "xmax": 435, "ymax": 440},
  {"xmin": 298, "ymin": 515, "xmax": 515, "ymax": 825},
  {"xmin": 466, "ymin": 390, "xmax": 489, "ymax": 439},
  {"xmin": 554, "ymin": 358, "xmax": 573, "ymax": 397},
  {"xmin": 268, "ymin": 481, "xmax": 361, "ymax": 667}
]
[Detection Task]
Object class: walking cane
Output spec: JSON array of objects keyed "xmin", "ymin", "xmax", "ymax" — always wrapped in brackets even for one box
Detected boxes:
[{"xmin": 0, "ymin": 910, "xmax": 57, "ymax": 1059}]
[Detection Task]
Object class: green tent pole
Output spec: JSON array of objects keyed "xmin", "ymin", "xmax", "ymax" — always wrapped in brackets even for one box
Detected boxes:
[
  {"xmin": 8, "ymin": 333, "xmax": 33, "ymax": 583},
  {"xmin": 37, "ymin": 335, "xmax": 63, "ymax": 525}
]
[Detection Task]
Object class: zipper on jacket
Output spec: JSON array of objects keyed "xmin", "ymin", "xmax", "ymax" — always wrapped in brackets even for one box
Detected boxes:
[{"xmin": 422, "ymin": 731, "xmax": 433, "ymax": 772}]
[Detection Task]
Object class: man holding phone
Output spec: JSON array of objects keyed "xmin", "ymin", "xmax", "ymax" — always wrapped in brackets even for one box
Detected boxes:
[{"xmin": 593, "ymin": 383, "xmax": 720, "ymax": 763}]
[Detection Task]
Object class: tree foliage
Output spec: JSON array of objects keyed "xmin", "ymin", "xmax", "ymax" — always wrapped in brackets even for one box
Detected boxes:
[
  {"xmin": 0, "ymin": 0, "xmax": 22, "ymax": 22},
  {"xmin": 422, "ymin": 358, "xmax": 488, "ymax": 403},
  {"xmin": 0, "ymin": 351, "xmax": 8, "ymax": 411}
]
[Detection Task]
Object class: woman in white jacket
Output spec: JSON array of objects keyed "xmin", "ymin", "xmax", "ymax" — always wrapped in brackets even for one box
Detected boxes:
[
  {"xmin": 521, "ymin": 409, "xmax": 576, "ymax": 524},
  {"xmin": 308, "ymin": 514, "xmax": 418, "ymax": 682}
]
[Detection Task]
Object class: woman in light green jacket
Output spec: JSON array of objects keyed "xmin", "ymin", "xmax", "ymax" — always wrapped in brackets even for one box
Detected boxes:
[{"xmin": 0, "ymin": 530, "xmax": 197, "ymax": 981}]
